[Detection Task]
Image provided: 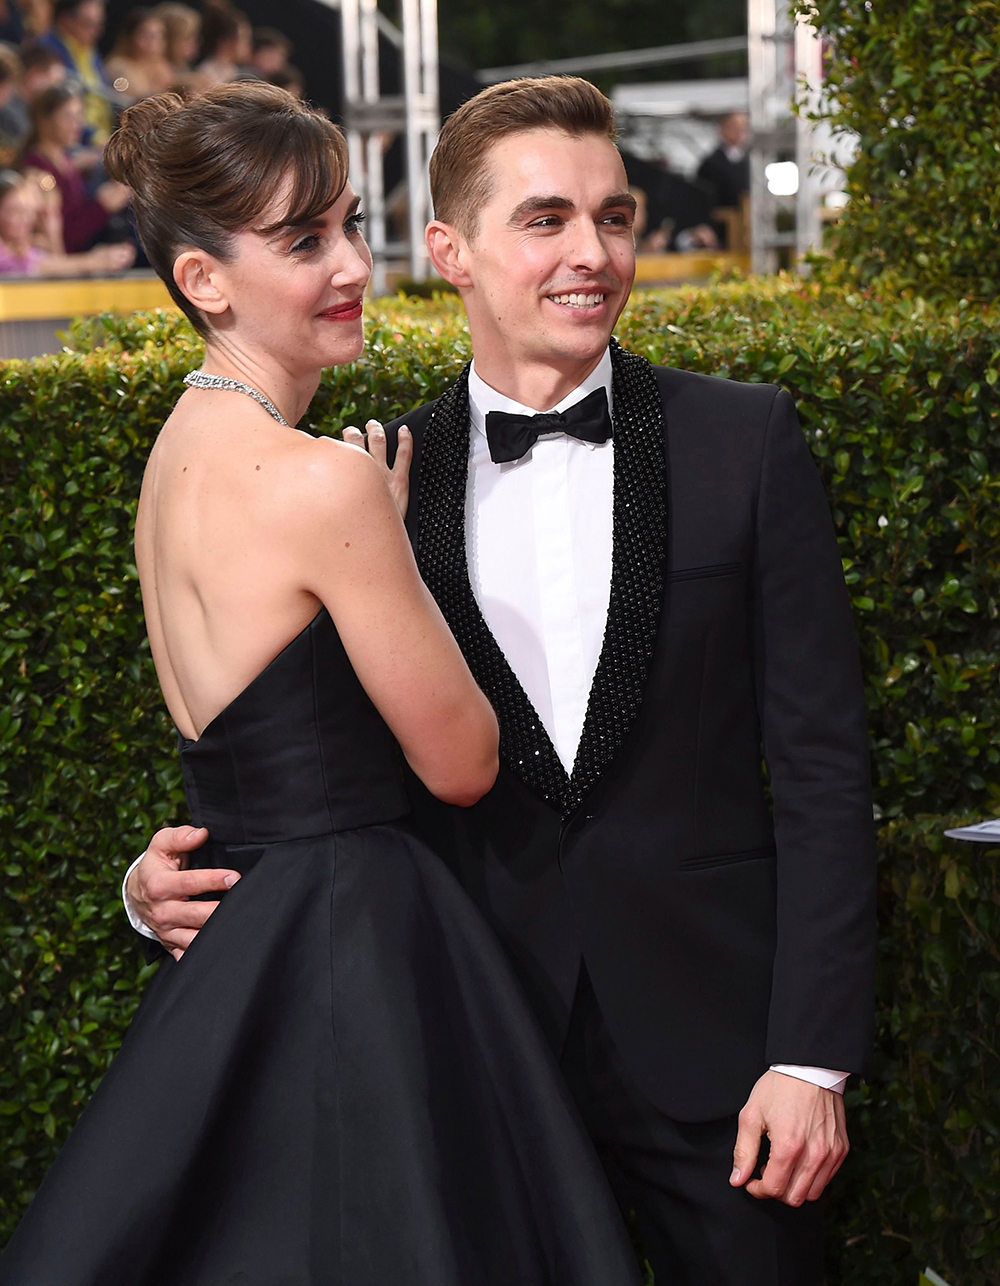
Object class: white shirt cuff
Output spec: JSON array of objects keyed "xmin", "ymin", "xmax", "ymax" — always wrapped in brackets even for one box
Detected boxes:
[
  {"xmin": 122, "ymin": 851, "xmax": 159, "ymax": 940},
  {"xmin": 769, "ymin": 1064, "xmax": 850, "ymax": 1095}
]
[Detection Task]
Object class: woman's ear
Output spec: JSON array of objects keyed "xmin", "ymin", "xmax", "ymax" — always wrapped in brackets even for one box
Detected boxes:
[
  {"xmin": 426, "ymin": 221, "xmax": 472, "ymax": 289},
  {"xmin": 173, "ymin": 249, "xmax": 229, "ymax": 318}
]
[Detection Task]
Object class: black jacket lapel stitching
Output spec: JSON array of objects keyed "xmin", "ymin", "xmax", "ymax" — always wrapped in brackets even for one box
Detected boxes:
[
  {"xmin": 415, "ymin": 365, "xmax": 573, "ymax": 811},
  {"xmin": 567, "ymin": 339, "xmax": 668, "ymax": 813}
]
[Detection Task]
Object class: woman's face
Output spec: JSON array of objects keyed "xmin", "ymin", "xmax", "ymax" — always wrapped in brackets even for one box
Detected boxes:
[
  {"xmin": 175, "ymin": 23, "xmax": 199, "ymax": 66},
  {"xmin": 0, "ymin": 187, "xmax": 36, "ymax": 245},
  {"xmin": 204, "ymin": 178, "xmax": 372, "ymax": 376},
  {"xmin": 134, "ymin": 17, "xmax": 167, "ymax": 59},
  {"xmin": 45, "ymin": 96, "xmax": 85, "ymax": 149}
]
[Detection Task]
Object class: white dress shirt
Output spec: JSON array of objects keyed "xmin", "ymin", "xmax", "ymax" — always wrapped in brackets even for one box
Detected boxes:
[{"xmin": 124, "ymin": 346, "xmax": 848, "ymax": 1094}]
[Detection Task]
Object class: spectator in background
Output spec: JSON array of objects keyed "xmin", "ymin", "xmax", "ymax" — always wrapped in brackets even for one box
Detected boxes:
[
  {"xmin": 0, "ymin": 41, "xmax": 64, "ymax": 157},
  {"xmin": 37, "ymin": 0, "xmax": 113, "ymax": 142},
  {"xmin": 196, "ymin": 0, "xmax": 251, "ymax": 86},
  {"xmin": 19, "ymin": 81, "xmax": 129, "ymax": 250},
  {"xmin": 250, "ymin": 25, "xmax": 289, "ymax": 78},
  {"xmin": 0, "ymin": 42, "xmax": 22, "ymax": 161},
  {"xmin": 155, "ymin": 1, "xmax": 199, "ymax": 84},
  {"xmin": 0, "ymin": 166, "xmax": 132, "ymax": 271},
  {"xmin": 267, "ymin": 63, "xmax": 303, "ymax": 99},
  {"xmin": 106, "ymin": 6, "xmax": 172, "ymax": 101},
  {"xmin": 697, "ymin": 110, "xmax": 750, "ymax": 212},
  {"xmin": 0, "ymin": 0, "xmax": 25, "ymax": 44}
]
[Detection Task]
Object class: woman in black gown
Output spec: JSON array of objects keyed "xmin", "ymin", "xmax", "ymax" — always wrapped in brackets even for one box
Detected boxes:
[{"xmin": 0, "ymin": 83, "xmax": 641, "ymax": 1285}]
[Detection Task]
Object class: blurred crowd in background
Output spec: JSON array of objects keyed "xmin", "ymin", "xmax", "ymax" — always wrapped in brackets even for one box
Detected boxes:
[
  {"xmin": 0, "ymin": 0, "xmax": 303, "ymax": 277},
  {"xmin": 0, "ymin": 0, "xmax": 752, "ymax": 282}
]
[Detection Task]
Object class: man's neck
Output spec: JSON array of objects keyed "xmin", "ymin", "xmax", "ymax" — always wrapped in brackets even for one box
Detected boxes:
[{"xmin": 468, "ymin": 348, "xmax": 608, "ymax": 413}]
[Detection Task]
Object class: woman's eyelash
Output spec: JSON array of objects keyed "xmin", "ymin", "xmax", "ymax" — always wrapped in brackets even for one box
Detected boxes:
[{"xmin": 346, "ymin": 209, "xmax": 367, "ymax": 231}]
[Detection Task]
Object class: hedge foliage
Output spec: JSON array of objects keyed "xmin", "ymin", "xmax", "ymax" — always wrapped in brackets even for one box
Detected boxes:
[
  {"xmin": 796, "ymin": 0, "xmax": 1000, "ymax": 299},
  {"xmin": 1, "ymin": 281, "xmax": 999, "ymax": 1283}
]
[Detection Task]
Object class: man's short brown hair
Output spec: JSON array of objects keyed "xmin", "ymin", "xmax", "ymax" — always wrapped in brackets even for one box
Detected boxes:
[{"xmin": 429, "ymin": 76, "xmax": 616, "ymax": 237}]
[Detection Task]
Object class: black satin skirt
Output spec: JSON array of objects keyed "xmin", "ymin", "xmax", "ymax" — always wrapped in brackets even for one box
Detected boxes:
[{"xmin": 0, "ymin": 825, "xmax": 641, "ymax": 1285}]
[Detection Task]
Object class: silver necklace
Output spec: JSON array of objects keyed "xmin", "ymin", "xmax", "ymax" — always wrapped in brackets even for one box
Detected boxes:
[{"xmin": 183, "ymin": 370, "xmax": 290, "ymax": 426}]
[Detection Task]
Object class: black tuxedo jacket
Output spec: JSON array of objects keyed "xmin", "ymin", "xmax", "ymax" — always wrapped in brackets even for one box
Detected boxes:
[
  {"xmin": 385, "ymin": 341, "xmax": 876, "ymax": 1123},
  {"xmin": 697, "ymin": 145, "xmax": 751, "ymax": 211}
]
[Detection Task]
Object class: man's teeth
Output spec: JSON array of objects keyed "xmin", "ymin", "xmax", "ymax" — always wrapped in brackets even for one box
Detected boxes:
[{"xmin": 550, "ymin": 292, "xmax": 605, "ymax": 307}]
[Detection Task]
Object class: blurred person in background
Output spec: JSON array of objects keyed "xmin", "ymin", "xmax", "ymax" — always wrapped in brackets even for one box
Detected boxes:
[
  {"xmin": 196, "ymin": 0, "xmax": 250, "ymax": 86},
  {"xmin": 106, "ymin": 6, "xmax": 172, "ymax": 101},
  {"xmin": 0, "ymin": 165, "xmax": 132, "ymax": 270},
  {"xmin": 0, "ymin": 41, "xmax": 65, "ymax": 156},
  {"xmin": 37, "ymin": 0, "xmax": 112, "ymax": 142},
  {"xmin": 267, "ymin": 63, "xmax": 303, "ymax": 99},
  {"xmin": 697, "ymin": 111, "xmax": 750, "ymax": 216},
  {"xmin": 154, "ymin": 1, "xmax": 199, "ymax": 85},
  {"xmin": 0, "ymin": 42, "xmax": 22, "ymax": 161},
  {"xmin": 0, "ymin": 0, "xmax": 25, "ymax": 43},
  {"xmin": 249, "ymin": 25, "xmax": 289, "ymax": 78},
  {"xmin": 19, "ymin": 81, "xmax": 129, "ymax": 250}
]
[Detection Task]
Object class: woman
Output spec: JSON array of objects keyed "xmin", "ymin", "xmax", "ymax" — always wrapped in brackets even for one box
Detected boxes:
[
  {"xmin": 0, "ymin": 168, "xmax": 134, "ymax": 272},
  {"xmin": 0, "ymin": 83, "xmax": 641, "ymax": 1286},
  {"xmin": 154, "ymin": 1, "xmax": 200, "ymax": 84},
  {"xmin": 105, "ymin": 7, "xmax": 174, "ymax": 101},
  {"xmin": 19, "ymin": 82, "xmax": 130, "ymax": 252},
  {"xmin": 195, "ymin": 0, "xmax": 251, "ymax": 86}
]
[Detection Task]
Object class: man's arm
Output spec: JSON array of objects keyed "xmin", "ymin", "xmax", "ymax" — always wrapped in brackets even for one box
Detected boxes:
[
  {"xmin": 732, "ymin": 388, "xmax": 877, "ymax": 1205},
  {"xmin": 124, "ymin": 827, "xmax": 241, "ymax": 962}
]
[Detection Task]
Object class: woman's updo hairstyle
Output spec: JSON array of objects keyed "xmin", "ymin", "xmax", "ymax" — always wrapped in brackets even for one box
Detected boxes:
[{"xmin": 104, "ymin": 82, "xmax": 350, "ymax": 333}]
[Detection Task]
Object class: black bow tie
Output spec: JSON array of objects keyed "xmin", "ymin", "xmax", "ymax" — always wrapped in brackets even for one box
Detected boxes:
[{"xmin": 484, "ymin": 386, "xmax": 612, "ymax": 464}]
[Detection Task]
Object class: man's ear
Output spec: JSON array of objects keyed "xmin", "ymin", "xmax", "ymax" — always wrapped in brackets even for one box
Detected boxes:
[
  {"xmin": 173, "ymin": 249, "xmax": 230, "ymax": 319},
  {"xmin": 426, "ymin": 220, "xmax": 472, "ymax": 289}
]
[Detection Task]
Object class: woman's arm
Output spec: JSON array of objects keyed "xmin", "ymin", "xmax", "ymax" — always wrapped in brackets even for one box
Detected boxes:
[{"xmin": 285, "ymin": 439, "xmax": 499, "ymax": 807}]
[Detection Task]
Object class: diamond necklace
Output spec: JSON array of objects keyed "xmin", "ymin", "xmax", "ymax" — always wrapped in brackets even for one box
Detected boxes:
[{"xmin": 183, "ymin": 370, "xmax": 290, "ymax": 426}]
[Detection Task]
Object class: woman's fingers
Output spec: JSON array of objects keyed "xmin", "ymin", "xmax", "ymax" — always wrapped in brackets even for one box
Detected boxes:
[
  {"xmin": 342, "ymin": 425, "xmax": 364, "ymax": 449},
  {"xmin": 365, "ymin": 419, "xmax": 386, "ymax": 467}
]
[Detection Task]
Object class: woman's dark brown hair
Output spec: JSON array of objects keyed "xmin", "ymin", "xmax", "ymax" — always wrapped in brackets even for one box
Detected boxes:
[
  {"xmin": 110, "ymin": 6, "xmax": 162, "ymax": 60},
  {"xmin": 20, "ymin": 81, "xmax": 81, "ymax": 157},
  {"xmin": 104, "ymin": 82, "xmax": 350, "ymax": 333}
]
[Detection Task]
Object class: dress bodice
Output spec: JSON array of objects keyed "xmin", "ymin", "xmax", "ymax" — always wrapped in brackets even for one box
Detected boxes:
[{"xmin": 179, "ymin": 607, "xmax": 410, "ymax": 843}]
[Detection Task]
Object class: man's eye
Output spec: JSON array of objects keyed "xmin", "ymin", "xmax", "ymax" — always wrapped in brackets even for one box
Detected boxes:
[
  {"xmin": 291, "ymin": 234, "xmax": 320, "ymax": 254},
  {"xmin": 603, "ymin": 213, "xmax": 631, "ymax": 226},
  {"xmin": 528, "ymin": 215, "xmax": 563, "ymax": 228}
]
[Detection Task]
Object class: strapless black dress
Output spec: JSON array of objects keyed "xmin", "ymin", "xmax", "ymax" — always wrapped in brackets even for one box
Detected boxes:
[{"xmin": 0, "ymin": 608, "xmax": 641, "ymax": 1286}]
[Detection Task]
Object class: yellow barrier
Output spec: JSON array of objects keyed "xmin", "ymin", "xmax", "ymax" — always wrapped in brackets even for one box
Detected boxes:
[
  {"xmin": 632, "ymin": 252, "xmax": 749, "ymax": 286},
  {"xmin": 0, "ymin": 274, "xmax": 173, "ymax": 322}
]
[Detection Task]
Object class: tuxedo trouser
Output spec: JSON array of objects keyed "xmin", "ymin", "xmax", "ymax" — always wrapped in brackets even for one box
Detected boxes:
[{"xmin": 559, "ymin": 969, "xmax": 824, "ymax": 1286}]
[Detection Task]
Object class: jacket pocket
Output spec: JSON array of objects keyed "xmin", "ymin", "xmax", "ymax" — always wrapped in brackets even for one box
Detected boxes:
[
  {"xmin": 668, "ymin": 561, "xmax": 741, "ymax": 583},
  {"xmin": 680, "ymin": 844, "xmax": 776, "ymax": 871}
]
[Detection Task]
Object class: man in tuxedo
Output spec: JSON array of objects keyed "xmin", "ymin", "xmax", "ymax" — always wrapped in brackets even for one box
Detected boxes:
[
  {"xmin": 697, "ymin": 110, "xmax": 752, "ymax": 214},
  {"xmin": 124, "ymin": 77, "xmax": 876, "ymax": 1284}
]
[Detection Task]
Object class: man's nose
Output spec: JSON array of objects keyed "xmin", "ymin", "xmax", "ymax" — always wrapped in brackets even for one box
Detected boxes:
[{"xmin": 565, "ymin": 220, "xmax": 611, "ymax": 274}]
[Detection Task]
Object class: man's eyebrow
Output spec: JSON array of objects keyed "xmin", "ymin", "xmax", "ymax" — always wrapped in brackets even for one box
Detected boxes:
[
  {"xmin": 507, "ymin": 195, "xmax": 575, "ymax": 223},
  {"xmin": 601, "ymin": 191, "xmax": 637, "ymax": 214}
]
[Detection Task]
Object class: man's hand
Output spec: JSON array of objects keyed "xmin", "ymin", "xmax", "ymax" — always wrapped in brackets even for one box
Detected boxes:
[
  {"xmin": 125, "ymin": 826, "xmax": 240, "ymax": 963},
  {"xmin": 730, "ymin": 1071, "xmax": 849, "ymax": 1206}
]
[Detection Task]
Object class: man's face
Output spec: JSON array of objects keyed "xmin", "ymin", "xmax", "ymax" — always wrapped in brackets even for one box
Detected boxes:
[
  {"xmin": 62, "ymin": 1, "xmax": 105, "ymax": 47},
  {"xmin": 451, "ymin": 128, "xmax": 636, "ymax": 375},
  {"xmin": 720, "ymin": 112, "xmax": 749, "ymax": 150}
]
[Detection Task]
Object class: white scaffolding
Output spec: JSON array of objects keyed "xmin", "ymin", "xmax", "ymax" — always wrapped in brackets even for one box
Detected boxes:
[
  {"xmin": 328, "ymin": 0, "xmax": 439, "ymax": 294},
  {"xmin": 747, "ymin": 0, "xmax": 829, "ymax": 272}
]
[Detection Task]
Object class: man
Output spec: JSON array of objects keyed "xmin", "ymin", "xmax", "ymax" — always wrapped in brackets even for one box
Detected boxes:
[
  {"xmin": 126, "ymin": 77, "xmax": 876, "ymax": 1284},
  {"xmin": 38, "ymin": 0, "xmax": 112, "ymax": 142},
  {"xmin": 0, "ymin": 42, "xmax": 67, "ymax": 158},
  {"xmin": 698, "ymin": 109, "xmax": 751, "ymax": 213}
]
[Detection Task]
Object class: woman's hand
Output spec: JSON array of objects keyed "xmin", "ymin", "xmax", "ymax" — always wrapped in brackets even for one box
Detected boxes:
[
  {"xmin": 96, "ymin": 179, "xmax": 131, "ymax": 214},
  {"xmin": 342, "ymin": 419, "xmax": 412, "ymax": 519}
]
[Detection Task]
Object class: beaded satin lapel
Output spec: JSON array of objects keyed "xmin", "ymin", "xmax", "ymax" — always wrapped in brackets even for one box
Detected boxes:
[{"xmin": 416, "ymin": 339, "xmax": 667, "ymax": 816}]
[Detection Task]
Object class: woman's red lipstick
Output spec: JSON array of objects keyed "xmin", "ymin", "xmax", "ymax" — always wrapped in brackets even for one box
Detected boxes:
[{"xmin": 317, "ymin": 298, "xmax": 364, "ymax": 322}]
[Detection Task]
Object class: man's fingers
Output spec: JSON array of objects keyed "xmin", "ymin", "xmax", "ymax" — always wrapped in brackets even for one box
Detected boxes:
[
  {"xmin": 155, "ymin": 899, "xmax": 221, "ymax": 931},
  {"xmin": 141, "ymin": 865, "xmax": 239, "ymax": 904},
  {"xmin": 159, "ymin": 926, "xmax": 198, "ymax": 956},
  {"xmin": 147, "ymin": 825, "xmax": 209, "ymax": 861},
  {"xmin": 730, "ymin": 1107, "xmax": 763, "ymax": 1187},
  {"xmin": 745, "ymin": 1138, "xmax": 802, "ymax": 1201},
  {"xmin": 803, "ymin": 1140, "xmax": 848, "ymax": 1204},
  {"xmin": 782, "ymin": 1141, "xmax": 832, "ymax": 1206}
]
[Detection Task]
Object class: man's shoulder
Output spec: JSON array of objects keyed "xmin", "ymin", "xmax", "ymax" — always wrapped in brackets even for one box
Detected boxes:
[
  {"xmin": 385, "ymin": 397, "xmax": 441, "ymax": 437},
  {"xmin": 647, "ymin": 360, "xmax": 782, "ymax": 417}
]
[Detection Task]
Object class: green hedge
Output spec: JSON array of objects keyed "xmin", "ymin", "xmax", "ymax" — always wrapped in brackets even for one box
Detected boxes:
[{"xmin": 1, "ymin": 281, "xmax": 998, "ymax": 1283}]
